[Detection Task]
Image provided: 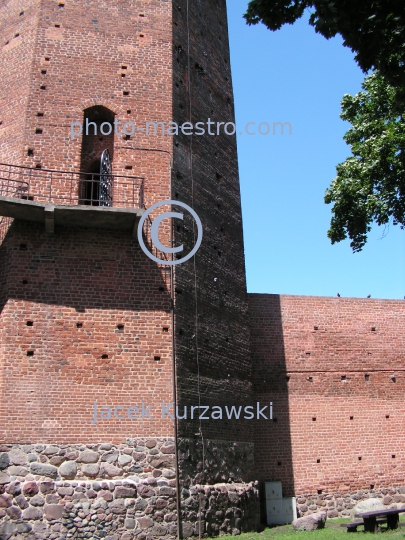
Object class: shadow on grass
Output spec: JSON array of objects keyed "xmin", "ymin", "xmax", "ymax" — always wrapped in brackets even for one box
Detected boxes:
[{"xmin": 216, "ymin": 519, "xmax": 405, "ymax": 540}]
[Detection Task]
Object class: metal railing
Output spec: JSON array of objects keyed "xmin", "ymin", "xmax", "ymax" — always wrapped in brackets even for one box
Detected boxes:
[{"xmin": 0, "ymin": 163, "xmax": 144, "ymax": 208}]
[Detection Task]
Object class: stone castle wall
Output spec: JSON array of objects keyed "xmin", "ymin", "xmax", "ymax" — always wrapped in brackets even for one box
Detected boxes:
[
  {"xmin": 0, "ymin": 440, "xmax": 259, "ymax": 539},
  {"xmin": 295, "ymin": 487, "xmax": 405, "ymax": 519}
]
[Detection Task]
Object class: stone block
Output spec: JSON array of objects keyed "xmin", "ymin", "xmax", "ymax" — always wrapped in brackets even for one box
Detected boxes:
[{"xmin": 292, "ymin": 512, "xmax": 327, "ymax": 531}]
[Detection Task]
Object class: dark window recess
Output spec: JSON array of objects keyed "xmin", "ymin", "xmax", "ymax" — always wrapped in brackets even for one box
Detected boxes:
[
  {"xmin": 125, "ymin": 165, "xmax": 132, "ymax": 170},
  {"xmin": 195, "ymin": 62, "xmax": 204, "ymax": 74},
  {"xmin": 127, "ymin": 110, "xmax": 131, "ymax": 114},
  {"xmin": 350, "ymin": 416, "xmax": 354, "ymax": 420},
  {"xmin": 41, "ymin": 70, "xmax": 47, "ymax": 75},
  {"xmin": 26, "ymin": 321, "xmax": 33, "ymax": 326},
  {"xmin": 19, "ymin": 11, "xmax": 24, "ymax": 15},
  {"xmin": 286, "ymin": 375, "xmax": 290, "ymax": 382},
  {"xmin": 22, "ymin": 280, "xmax": 28, "ymax": 285},
  {"xmin": 371, "ymin": 327, "xmax": 376, "ymax": 331},
  {"xmin": 308, "ymin": 377, "xmax": 313, "ymax": 382},
  {"xmin": 358, "ymin": 456, "xmax": 362, "ymax": 461},
  {"xmin": 76, "ymin": 323, "xmax": 83, "ymax": 328},
  {"xmin": 317, "ymin": 459, "xmax": 321, "ymax": 463},
  {"xmin": 117, "ymin": 324, "xmax": 124, "ymax": 331},
  {"xmin": 40, "ymin": 86, "xmax": 46, "ymax": 90},
  {"xmin": 158, "ymin": 287, "xmax": 165, "ymax": 292},
  {"xmin": 341, "ymin": 375, "xmax": 346, "ymax": 381},
  {"xmin": 365, "ymin": 374, "xmax": 370, "ymax": 381},
  {"xmin": 312, "ymin": 417, "xmax": 316, "ymax": 421},
  {"xmin": 317, "ymin": 490, "xmax": 322, "ymax": 495},
  {"xmin": 392, "ymin": 455, "xmax": 396, "ymax": 459},
  {"xmin": 154, "ymin": 356, "xmax": 161, "ymax": 361},
  {"xmin": 45, "ymin": 57, "xmax": 50, "ymax": 61},
  {"xmin": 123, "ymin": 91, "xmax": 129, "ymax": 96},
  {"xmin": 370, "ymin": 484, "xmax": 375, "ymax": 489},
  {"xmin": 27, "ymin": 149, "xmax": 34, "ymax": 156},
  {"xmin": 37, "ymin": 112, "xmax": 44, "ymax": 117},
  {"xmin": 277, "ymin": 462, "xmax": 282, "ymax": 467},
  {"xmin": 54, "ymin": 24, "xmax": 60, "ymax": 28},
  {"xmin": 101, "ymin": 354, "xmax": 108, "ymax": 359},
  {"xmin": 386, "ymin": 415, "xmax": 390, "ymax": 419},
  {"xmin": 273, "ymin": 418, "xmax": 278, "ymax": 423},
  {"xmin": 27, "ymin": 350, "xmax": 34, "ymax": 356},
  {"xmin": 35, "ymin": 129, "xmax": 43, "ymax": 134},
  {"xmin": 19, "ymin": 244, "xmax": 27, "ymax": 250},
  {"xmin": 314, "ymin": 326, "xmax": 318, "ymax": 330},
  {"xmin": 163, "ymin": 327, "xmax": 169, "ymax": 333},
  {"xmin": 35, "ymin": 164, "xmax": 41, "ymax": 169}
]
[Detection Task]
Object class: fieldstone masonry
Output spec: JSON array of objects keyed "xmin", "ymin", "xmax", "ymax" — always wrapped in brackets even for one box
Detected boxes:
[
  {"xmin": 296, "ymin": 488, "xmax": 405, "ymax": 519},
  {"xmin": 0, "ymin": 441, "xmax": 259, "ymax": 539}
]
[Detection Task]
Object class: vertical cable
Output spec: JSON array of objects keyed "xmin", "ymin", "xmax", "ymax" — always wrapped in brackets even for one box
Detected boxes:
[{"xmin": 185, "ymin": 2, "xmax": 204, "ymax": 539}]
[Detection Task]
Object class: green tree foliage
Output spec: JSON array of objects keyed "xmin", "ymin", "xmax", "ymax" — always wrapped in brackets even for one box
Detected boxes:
[
  {"xmin": 244, "ymin": 0, "xmax": 405, "ymax": 87},
  {"xmin": 324, "ymin": 73, "xmax": 405, "ymax": 252}
]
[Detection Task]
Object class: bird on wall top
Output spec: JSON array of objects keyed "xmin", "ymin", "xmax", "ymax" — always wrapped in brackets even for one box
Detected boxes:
[
  {"xmin": 337, "ymin": 293, "xmax": 341, "ymax": 297},
  {"xmin": 367, "ymin": 294, "xmax": 371, "ymax": 298}
]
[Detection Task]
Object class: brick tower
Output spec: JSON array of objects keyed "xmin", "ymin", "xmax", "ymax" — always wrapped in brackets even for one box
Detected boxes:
[{"xmin": 0, "ymin": 0, "xmax": 259, "ymax": 537}]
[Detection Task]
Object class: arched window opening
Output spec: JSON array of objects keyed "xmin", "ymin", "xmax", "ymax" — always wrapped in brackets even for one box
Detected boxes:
[{"xmin": 79, "ymin": 105, "xmax": 115, "ymax": 206}]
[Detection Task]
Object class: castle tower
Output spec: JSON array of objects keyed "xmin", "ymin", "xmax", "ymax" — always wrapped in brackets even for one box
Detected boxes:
[{"xmin": 0, "ymin": 0, "xmax": 259, "ymax": 537}]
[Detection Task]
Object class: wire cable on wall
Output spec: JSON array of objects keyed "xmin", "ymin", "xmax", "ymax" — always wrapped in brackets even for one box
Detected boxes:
[{"xmin": 186, "ymin": 1, "xmax": 205, "ymax": 538}]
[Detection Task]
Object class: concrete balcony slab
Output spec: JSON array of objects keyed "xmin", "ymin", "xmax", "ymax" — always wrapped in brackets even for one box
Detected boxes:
[{"xmin": 0, "ymin": 196, "xmax": 144, "ymax": 235}]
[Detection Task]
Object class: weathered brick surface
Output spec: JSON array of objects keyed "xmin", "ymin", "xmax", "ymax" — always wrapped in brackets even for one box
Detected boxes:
[
  {"xmin": 172, "ymin": 0, "xmax": 253, "ymax": 445},
  {"xmin": 250, "ymin": 294, "xmax": 405, "ymax": 496},
  {"xmin": 0, "ymin": 221, "xmax": 174, "ymax": 441}
]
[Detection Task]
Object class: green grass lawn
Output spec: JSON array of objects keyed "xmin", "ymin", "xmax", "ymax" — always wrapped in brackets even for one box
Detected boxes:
[{"xmin": 234, "ymin": 519, "xmax": 405, "ymax": 540}]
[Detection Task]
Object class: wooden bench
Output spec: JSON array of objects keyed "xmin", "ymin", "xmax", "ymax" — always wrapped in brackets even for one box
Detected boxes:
[
  {"xmin": 341, "ymin": 518, "xmax": 387, "ymax": 532},
  {"xmin": 355, "ymin": 508, "xmax": 403, "ymax": 532},
  {"xmin": 340, "ymin": 521, "xmax": 364, "ymax": 532}
]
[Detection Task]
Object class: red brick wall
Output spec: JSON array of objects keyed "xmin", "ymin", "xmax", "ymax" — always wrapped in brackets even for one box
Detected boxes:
[
  {"xmin": 0, "ymin": 221, "xmax": 174, "ymax": 443},
  {"xmin": 0, "ymin": 0, "xmax": 39, "ymax": 165},
  {"xmin": 0, "ymin": 0, "xmax": 174, "ymax": 443},
  {"xmin": 249, "ymin": 293, "xmax": 405, "ymax": 496}
]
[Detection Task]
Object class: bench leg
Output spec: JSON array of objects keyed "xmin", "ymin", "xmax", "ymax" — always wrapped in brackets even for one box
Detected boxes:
[
  {"xmin": 387, "ymin": 514, "xmax": 399, "ymax": 529},
  {"xmin": 347, "ymin": 526, "xmax": 358, "ymax": 532},
  {"xmin": 363, "ymin": 517, "xmax": 378, "ymax": 533}
]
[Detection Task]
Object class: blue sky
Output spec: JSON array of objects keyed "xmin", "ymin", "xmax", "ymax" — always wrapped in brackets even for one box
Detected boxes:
[{"xmin": 226, "ymin": 1, "xmax": 405, "ymax": 299}]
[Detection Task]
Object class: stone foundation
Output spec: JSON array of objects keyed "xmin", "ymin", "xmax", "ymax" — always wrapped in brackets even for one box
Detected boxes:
[
  {"xmin": 296, "ymin": 487, "xmax": 405, "ymax": 518},
  {"xmin": 0, "ymin": 441, "xmax": 260, "ymax": 539}
]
